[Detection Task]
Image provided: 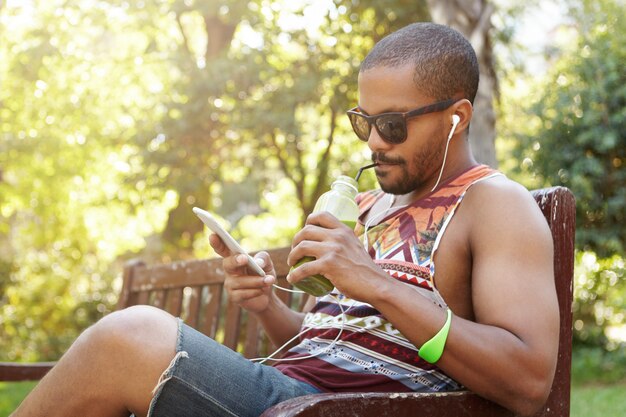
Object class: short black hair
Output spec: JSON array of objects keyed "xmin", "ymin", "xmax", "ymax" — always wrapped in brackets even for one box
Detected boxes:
[{"xmin": 360, "ymin": 22, "xmax": 479, "ymax": 104}]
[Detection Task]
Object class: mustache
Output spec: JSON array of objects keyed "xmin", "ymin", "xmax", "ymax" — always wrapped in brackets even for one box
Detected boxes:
[{"xmin": 371, "ymin": 153, "xmax": 405, "ymax": 165}]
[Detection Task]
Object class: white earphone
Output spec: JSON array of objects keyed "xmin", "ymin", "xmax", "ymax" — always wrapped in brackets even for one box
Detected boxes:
[{"xmin": 430, "ymin": 114, "xmax": 461, "ymax": 192}]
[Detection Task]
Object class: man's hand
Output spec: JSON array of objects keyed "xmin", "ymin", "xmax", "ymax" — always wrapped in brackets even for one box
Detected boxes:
[
  {"xmin": 287, "ymin": 211, "xmax": 388, "ymax": 302},
  {"xmin": 209, "ymin": 234, "xmax": 276, "ymax": 314}
]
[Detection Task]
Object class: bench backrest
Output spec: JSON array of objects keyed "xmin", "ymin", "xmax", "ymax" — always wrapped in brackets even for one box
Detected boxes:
[
  {"xmin": 119, "ymin": 186, "xmax": 575, "ymax": 416},
  {"xmin": 118, "ymin": 247, "xmax": 301, "ymax": 358}
]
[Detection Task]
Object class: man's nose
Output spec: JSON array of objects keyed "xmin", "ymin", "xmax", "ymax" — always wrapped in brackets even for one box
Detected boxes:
[{"xmin": 366, "ymin": 126, "xmax": 394, "ymax": 154}]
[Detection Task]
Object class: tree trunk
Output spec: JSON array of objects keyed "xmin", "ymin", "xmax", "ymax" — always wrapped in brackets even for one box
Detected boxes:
[
  {"xmin": 426, "ymin": 0, "xmax": 498, "ymax": 167},
  {"xmin": 159, "ymin": 8, "xmax": 241, "ymax": 259}
]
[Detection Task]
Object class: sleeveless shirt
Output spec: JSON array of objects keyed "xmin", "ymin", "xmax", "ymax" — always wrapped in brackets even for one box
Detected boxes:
[{"xmin": 275, "ymin": 164, "xmax": 501, "ymax": 393}]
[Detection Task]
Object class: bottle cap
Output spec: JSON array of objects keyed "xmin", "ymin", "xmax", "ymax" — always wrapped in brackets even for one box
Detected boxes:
[{"xmin": 334, "ymin": 175, "xmax": 358, "ymax": 194}]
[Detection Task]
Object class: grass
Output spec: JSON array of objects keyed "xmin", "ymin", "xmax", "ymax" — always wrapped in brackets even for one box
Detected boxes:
[
  {"xmin": 570, "ymin": 383, "xmax": 626, "ymax": 417},
  {"xmin": 0, "ymin": 381, "xmax": 36, "ymax": 417},
  {"xmin": 2, "ymin": 381, "xmax": 626, "ymax": 417}
]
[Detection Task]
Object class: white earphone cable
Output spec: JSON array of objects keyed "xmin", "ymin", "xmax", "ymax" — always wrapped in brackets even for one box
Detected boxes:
[
  {"xmin": 431, "ymin": 117, "xmax": 459, "ymax": 192},
  {"xmin": 250, "ymin": 287, "xmax": 354, "ymax": 365}
]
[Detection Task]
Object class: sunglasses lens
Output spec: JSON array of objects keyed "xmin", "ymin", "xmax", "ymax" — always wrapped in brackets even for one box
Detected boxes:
[
  {"xmin": 349, "ymin": 113, "xmax": 372, "ymax": 142},
  {"xmin": 375, "ymin": 115, "xmax": 406, "ymax": 144}
]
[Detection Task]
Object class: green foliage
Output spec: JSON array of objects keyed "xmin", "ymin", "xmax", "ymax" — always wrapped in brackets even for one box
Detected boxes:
[
  {"xmin": 124, "ymin": 0, "xmax": 431, "ymax": 253},
  {"xmin": 573, "ymin": 251, "xmax": 626, "ymax": 349},
  {"xmin": 572, "ymin": 345, "xmax": 626, "ymax": 385},
  {"xmin": 0, "ymin": 0, "xmax": 432, "ymax": 361},
  {"xmin": 509, "ymin": 0, "xmax": 625, "ymax": 257},
  {"xmin": 0, "ymin": 0, "xmax": 178, "ymax": 360},
  {"xmin": 498, "ymin": 0, "xmax": 625, "ymax": 353}
]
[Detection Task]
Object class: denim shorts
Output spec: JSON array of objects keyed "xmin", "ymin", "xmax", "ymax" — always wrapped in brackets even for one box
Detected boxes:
[{"xmin": 146, "ymin": 319, "xmax": 321, "ymax": 417}]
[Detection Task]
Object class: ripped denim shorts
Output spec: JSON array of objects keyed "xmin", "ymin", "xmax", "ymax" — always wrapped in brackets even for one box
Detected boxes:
[{"xmin": 146, "ymin": 319, "xmax": 321, "ymax": 417}]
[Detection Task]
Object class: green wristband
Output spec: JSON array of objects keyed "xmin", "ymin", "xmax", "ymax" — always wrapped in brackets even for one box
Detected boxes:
[{"xmin": 418, "ymin": 308, "xmax": 452, "ymax": 364}]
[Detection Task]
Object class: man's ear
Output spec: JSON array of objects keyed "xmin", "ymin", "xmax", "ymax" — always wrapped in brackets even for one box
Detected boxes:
[{"xmin": 450, "ymin": 99, "xmax": 473, "ymax": 136}]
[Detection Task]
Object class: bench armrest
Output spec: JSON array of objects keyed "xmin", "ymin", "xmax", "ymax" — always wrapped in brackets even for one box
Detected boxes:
[
  {"xmin": 0, "ymin": 362, "xmax": 55, "ymax": 381},
  {"xmin": 261, "ymin": 391, "xmax": 516, "ymax": 417}
]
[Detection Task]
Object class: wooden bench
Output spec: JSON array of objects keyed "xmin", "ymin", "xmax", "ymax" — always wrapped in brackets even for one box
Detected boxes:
[{"xmin": 0, "ymin": 186, "xmax": 576, "ymax": 417}]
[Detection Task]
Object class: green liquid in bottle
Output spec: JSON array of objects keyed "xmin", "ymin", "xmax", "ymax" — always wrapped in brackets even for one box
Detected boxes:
[
  {"xmin": 341, "ymin": 220, "xmax": 357, "ymax": 230},
  {"xmin": 290, "ymin": 178, "xmax": 359, "ymax": 297},
  {"xmin": 291, "ymin": 257, "xmax": 335, "ymax": 297}
]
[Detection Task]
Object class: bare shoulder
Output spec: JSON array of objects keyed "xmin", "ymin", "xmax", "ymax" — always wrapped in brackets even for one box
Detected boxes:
[
  {"xmin": 465, "ymin": 174, "xmax": 540, "ymax": 212},
  {"xmin": 462, "ymin": 175, "xmax": 552, "ymax": 244},
  {"xmin": 460, "ymin": 174, "xmax": 556, "ymax": 326}
]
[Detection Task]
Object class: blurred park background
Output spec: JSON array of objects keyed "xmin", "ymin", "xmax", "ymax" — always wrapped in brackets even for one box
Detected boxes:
[{"xmin": 0, "ymin": 0, "xmax": 624, "ymax": 414}]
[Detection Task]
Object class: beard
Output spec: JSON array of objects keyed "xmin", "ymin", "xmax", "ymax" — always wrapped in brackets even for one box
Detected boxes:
[{"xmin": 373, "ymin": 133, "xmax": 446, "ymax": 195}]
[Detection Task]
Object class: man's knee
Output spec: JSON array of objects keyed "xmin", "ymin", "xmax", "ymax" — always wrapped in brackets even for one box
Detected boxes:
[{"xmin": 81, "ymin": 305, "xmax": 178, "ymax": 356}]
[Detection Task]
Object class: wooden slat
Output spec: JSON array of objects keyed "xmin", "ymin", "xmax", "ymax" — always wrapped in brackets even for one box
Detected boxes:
[
  {"xmin": 128, "ymin": 247, "xmax": 292, "ymax": 292},
  {"xmin": 166, "ymin": 288, "xmax": 183, "ymax": 317},
  {"xmin": 186, "ymin": 286, "xmax": 202, "ymax": 328},
  {"xmin": 244, "ymin": 314, "xmax": 261, "ymax": 358},
  {"xmin": 117, "ymin": 259, "xmax": 145, "ymax": 309},
  {"xmin": 0, "ymin": 362, "xmax": 56, "ymax": 382},
  {"xmin": 152, "ymin": 290, "xmax": 166, "ymax": 309},
  {"xmin": 135, "ymin": 290, "xmax": 149, "ymax": 306},
  {"xmin": 201, "ymin": 285, "xmax": 223, "ymax": 339},
  {"xmin": 131, "ymin": 258, "xmax": 225, "ymax": 291},
  {"xmin": 269, "ymin": 247, "xmax": 292, "ymax": 277},
  {"xmin": 268, "ymin": 247, "xmax": 291, "ymax": 278},
  {"xmin": 222, "ymin": 298, "xmax": 243, "ymax": 350}
]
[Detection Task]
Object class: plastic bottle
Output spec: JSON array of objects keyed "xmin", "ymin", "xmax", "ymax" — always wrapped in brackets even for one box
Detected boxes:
[{"xmin": 291, "ymin": 175, "xmax": 360, "ymax": 296}]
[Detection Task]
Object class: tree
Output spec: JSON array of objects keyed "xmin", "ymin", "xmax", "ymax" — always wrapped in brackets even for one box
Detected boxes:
[
  {"xmin": 500, "ymin": 0, "xmax": 625, "ymax": 352},
  {"xmin": 427, "ymin": 0, "xmax": 498, "ymax": 167},
  {"xmin": 0, "ymin": 0, "xmax": 434, "ymax": 361},
  {"xmin": 135, "ymin": 0, "xmax": 432, "ymax": 255},
  {"xmin": 511, "ymin": 0, "xmax": 625, "ymax": 256},
  {"xmin": 1, "ymin": 0, "xmax": 512, "ymax": 361},
  {"xmin": 0, "ymin": 0, "xmax": 182, "ymax": 360}
]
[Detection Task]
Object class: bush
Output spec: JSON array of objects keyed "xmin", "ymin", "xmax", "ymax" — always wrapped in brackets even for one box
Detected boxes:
[
  {"xmin": 573, "ymin": 251, "xmax": 626, "ymax": 350},
  {"xmin": 572, "ymin": 345, "xmax": 626, "ymax": 385}
]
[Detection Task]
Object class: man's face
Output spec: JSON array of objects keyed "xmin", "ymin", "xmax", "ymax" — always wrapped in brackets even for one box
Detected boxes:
[{"xmin": 356, "ymin": 64, "xmax": 448, "ymax": 196}]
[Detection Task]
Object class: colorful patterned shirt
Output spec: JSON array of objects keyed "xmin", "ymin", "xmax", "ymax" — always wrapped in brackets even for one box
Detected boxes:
[{"xmin": 275, "ymin": 164, "xmax": 501, "ymax": 393}]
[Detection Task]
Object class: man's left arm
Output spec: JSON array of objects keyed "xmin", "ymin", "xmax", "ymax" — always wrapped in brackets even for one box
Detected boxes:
[
  {"xmin": 367, "ymin": 181, "xmax": 560, "ymax": 416},
  {"xmin": 287, "ymin": 180, "xmax": 560, "ymax": 417}
]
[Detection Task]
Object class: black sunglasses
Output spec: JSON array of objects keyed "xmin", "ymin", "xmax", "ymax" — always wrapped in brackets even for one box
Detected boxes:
[{"xmin": 346, "ymin": 98, "xmax": 457, "ymax": 144}]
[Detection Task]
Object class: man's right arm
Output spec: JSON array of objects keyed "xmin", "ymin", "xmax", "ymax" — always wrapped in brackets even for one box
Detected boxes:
[
  {"xmin": 209, "ymin": 233, "xmax": 308, "ymax": 347},
  {"xmin": 254, "ymin": 291, "xmax": 312, "ymax": 348}
]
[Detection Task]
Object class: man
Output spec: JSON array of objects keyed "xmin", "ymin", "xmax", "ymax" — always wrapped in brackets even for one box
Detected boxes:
[{"xmin": 13, "ymin": 22, "xmax": 559, "ymax": 417}]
